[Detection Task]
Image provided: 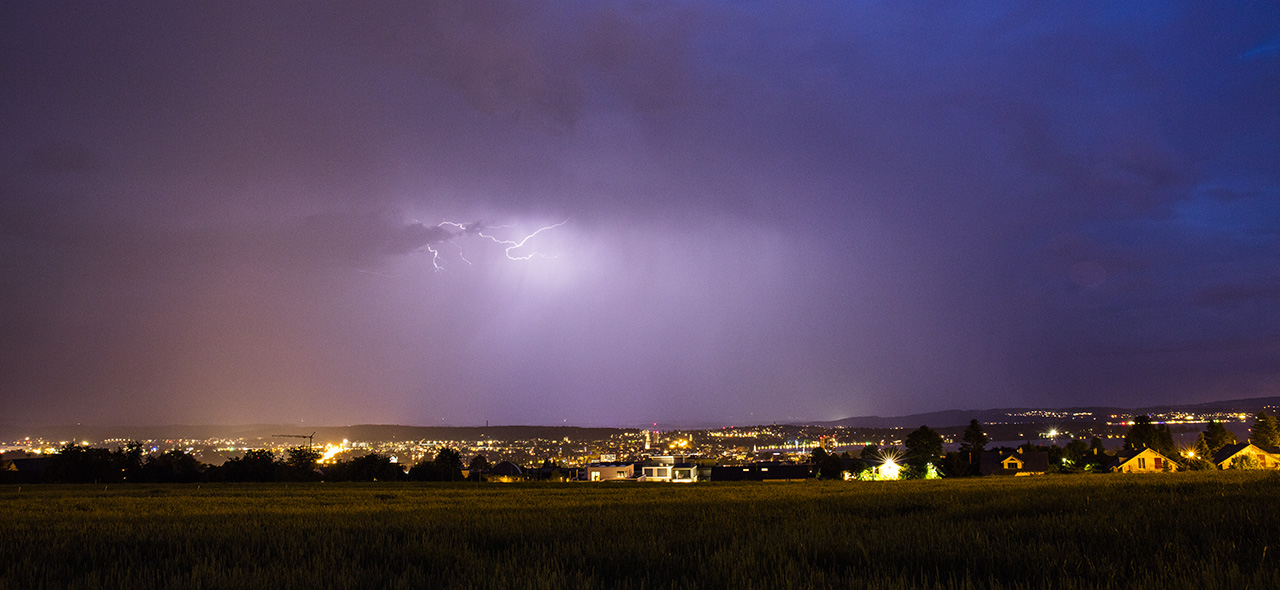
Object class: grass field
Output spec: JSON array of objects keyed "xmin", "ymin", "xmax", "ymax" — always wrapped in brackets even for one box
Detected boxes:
[{"xmin": 2, "ymin": 471, "xmax": 1278, "ymax": 589}]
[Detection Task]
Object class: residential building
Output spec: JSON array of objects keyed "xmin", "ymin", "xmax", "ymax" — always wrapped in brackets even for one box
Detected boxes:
[
  {"xmin": 639, "ymin": 462, "xmax": 699, "ymax": 482},
  {"xmin": 709, "ymin": 462, "xmax": 812, "ymax": 481},
  {"xmin": 1109, "ymin": 448, "xmax": 1177, "ymax": 473},
  {"xmin": 1212, "ymin": 443, "xmax": 1280, "ymax": 470},
  {"xmin": 586, "ymin": 462, "xmax": 634, "ymax": 481},
  {"xmin": 979, "ymin": 450, "xmax": 1050, "ymax": 476}
]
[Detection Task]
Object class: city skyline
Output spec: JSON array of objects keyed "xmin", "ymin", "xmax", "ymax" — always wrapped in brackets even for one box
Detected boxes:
[{"xmin": 2, "ymin": 2, "xmax": 1278, "ymax": 427}]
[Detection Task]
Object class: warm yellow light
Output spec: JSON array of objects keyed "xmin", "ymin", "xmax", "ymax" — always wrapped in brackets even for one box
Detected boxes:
[{"xmin": 319, "ymin": 444, "xmax": 343, "ymax": 464}]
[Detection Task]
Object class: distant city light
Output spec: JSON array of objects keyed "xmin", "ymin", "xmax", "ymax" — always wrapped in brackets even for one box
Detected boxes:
[{"xmin": 320, "ymin": 443, "xmax": 344, "ymax": 464}]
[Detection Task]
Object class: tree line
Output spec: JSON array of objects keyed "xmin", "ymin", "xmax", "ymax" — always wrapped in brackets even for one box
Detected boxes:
[
  {"xmin": 809, "ymin": 410, "xmax": 1280, "ymax": 479},
  {"xmin": 6, "ymin": 444, "xmax": 492, "ymax": 484},
  {"xmin": 11, "ymin": 411, "xmax": 1278, "ymax": 484}
]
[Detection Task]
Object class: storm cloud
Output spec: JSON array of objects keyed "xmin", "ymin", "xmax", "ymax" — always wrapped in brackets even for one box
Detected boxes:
[{"xmin": 1, "ymin": 1, "xmax": 1277, "ymax": 427}]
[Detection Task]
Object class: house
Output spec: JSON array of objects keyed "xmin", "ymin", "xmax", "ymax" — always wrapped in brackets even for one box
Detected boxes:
[
  {"xmin": 637, "ymin": 455, "xmax": 701, "ymax": 482},
  {"xmin": 860, "ymin": 455, "xmax": 902, "ymax": 480},
  {"xmin": 979, "ymin": 450, "xmax": 1050, "ymax": 476},
  {"xmin": 0, "ymin": 456, "xmax": 53, "ymax": 484},
  {"xmin": 1211, "ymin": 443, "xmax": 1280, "ymax": 470},
  {"xmin": 1109, "ymin": 448, "xmax": 1177, "ymax": 473},
  {"xmin": 586, "ymin": 462, "xmax": 634, "ymax": 482},
  {"xmin": 709, "ymin": 462, "xmax": 812, "ymax": 481},
  {"xmin": 638, "ymin": 463, "xmax": 699, "ymax": 482}
]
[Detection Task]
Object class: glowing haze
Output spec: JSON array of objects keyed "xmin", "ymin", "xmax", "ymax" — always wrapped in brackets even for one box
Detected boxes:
[{"xmin": 1, "ymin": 2, "xmax": 1277, "ymax": 427}]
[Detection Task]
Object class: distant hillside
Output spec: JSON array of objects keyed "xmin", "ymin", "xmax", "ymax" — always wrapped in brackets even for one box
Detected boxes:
[
  {"xmin": 811, "ymin": 408, "xmax": 1111, "ymax": 429},
  {"xmin": 1134, "ymin": 396, "xmax": 1280, "ymax": 415},
  {"xmin": 813, "ymin": 396, "xmax": 1280, "ymax": 429},
  {"xmin": 4, "ymin": 395, "xmax": 1276, "ymax": 442},
  {"xmin": 311, "ymin": 424, "xmax": 631, "ymax": 444},
  {"xmin": 0, "ymin": 423, "xmax": 633, "ymax": 444}
]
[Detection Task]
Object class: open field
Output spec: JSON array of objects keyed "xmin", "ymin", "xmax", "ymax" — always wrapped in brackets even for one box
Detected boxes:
[{"xmin": 2, "ymin": 472, "xmax": 1278, "ymax": 589}]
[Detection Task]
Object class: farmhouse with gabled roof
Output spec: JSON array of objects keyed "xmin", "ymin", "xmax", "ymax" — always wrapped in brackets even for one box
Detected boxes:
[
  {"xmin": 1109, "ymin": 448, "xmax": 1177, "ymax": 473},
  {"xmin": 1211, "ymin": 443, "xmax": 1280, "ymax": 470}
]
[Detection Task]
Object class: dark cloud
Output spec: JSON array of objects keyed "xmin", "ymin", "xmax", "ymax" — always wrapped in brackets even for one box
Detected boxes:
[{"xmin": 0, "ymin": 2, "xmax": 1277, "ymax": 426}]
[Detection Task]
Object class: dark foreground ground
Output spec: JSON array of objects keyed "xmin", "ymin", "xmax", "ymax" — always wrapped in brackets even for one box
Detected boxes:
[{"xmin": 1, "ymin": 471, "xmax": 1277, "ymax": 589}]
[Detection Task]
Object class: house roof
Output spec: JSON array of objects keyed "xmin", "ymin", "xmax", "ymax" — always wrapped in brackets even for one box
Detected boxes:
[
  {"xmin": 1211, "ymin": 442, "xmax": 1280, "ymax": 465},
  {"xmin": 7, "ymin": 457, "xmax": 52, "ymax": 471},
  {"xmin": 978, "ymin": 450, "xmax": 1050, "ymax": 475},
  {"xmin": 1211, "ymin": 443, "xmax": 1253, "ymax": 465},
  {"xmin": 1108, "ymin": 447, "xmax": 1176, "ymax": 469}
]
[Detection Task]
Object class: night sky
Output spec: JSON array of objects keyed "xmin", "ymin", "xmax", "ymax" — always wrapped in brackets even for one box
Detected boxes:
[{"xmin": 2, "ymin": 2, "xmax": 1277, "ymax": 428}]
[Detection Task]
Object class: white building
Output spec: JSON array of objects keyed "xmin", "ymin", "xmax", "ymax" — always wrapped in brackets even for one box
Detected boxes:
[
  {"xmin": 639, "ymin": 456, "xmax": 699, "ymax": 482},
  {"xmin": 587, "ymin": 462, "xmax": 634, "ymax": 481}
]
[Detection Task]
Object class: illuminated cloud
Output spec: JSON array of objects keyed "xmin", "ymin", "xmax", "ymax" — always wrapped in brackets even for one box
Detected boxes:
[{"xmin": 0, "ymin": 1, "xmax": 1276, "ymax": 426}]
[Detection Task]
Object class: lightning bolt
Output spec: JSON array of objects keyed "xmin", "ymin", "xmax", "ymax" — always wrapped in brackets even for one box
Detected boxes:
[
  {"xmin": 475, "ymin": 220, "xmax": 568, "ymax": 260},
  {"xmin": 422, "ymin": 219, "xmax": 567, "ymax": 270}
]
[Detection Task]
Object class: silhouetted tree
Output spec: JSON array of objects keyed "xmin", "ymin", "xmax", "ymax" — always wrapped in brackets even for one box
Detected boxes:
[
  {"xmin": 117, "ymin": 441, "xmax": 145, "ymax": 482},
  {"xmin": 960, "ymin": 420, "xmax": 988, "ymax": 454},
  {"xmin": 48, "ymin": 444, "xmax": 129, "ymax": 483},
  {"xmin": 329, "ymin": 453, "xmax": 402, "ymax": 481},
  {"xmin": 437, "ymin": 448, "xmax": 464, "ymax": 470},
  {"xmin": 1181, "ymin": 434, "xmax": 1216, "ymax": 470},
  {"xmin": 1250, "ymin": 412, "xmax": 1280, "ymax": 448},
  {"xmin": 903, "ymin": 425, "xmax": 943, "ymax": 476},
  {"xmin": 939, "ymin": 452, "xmax": 972, "ymax": 477},
  {"xmin": 408, "ymin": 447, "xmax": 464, "ymax": 481},
  {"xmin": 1059, "ymin": 439, "xmax": 1088, "ymax": 471},
  {"xmin": 143, "ymin": 449, "xmax": 203, "ymax": 482},
  {"xmin": 407, "ymin": 459, "xmax": 440, "ymax": 481},
  {"xmin": 859, "ymin": 444, "xmax": 879, "ymax": 461},
  {"xmin": 842, "ymin": 454, "xmax": 867, "ymax": 476},
  {"xmin": 1123, "ymin": 416, "xmax": 1156, "ymax": 450},
  {"xmin": 1204, "ymin": 421, "xmax": 1237, "ymax": 454},
  {"xmin": 811, "ymin": 447, "xmax": 846, "ymax": 480},
  {"xmin": 1191, "ymin": 433, "xmax": 1212, "ymax": 460},
  {"xmin": 467, "ymin": 454, "xmax": 490, "ymax": 481},
  {"xmin": 811, "ymin": 447, "xmax": 827, "ymax": 466},
  {"xmin": 1123, "ymin": 416, "xmax": 1176, "ymax": 457},
  {"xmin": 219, "ymin": 449, "xmax": 278, "ymax": 482},
  {"xmin": 280, "ymin": 447, "xmax": 321, "ymax": 481}
]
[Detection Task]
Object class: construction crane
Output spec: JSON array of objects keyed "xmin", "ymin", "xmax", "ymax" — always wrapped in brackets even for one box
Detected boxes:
[{"xmin": 273, "ymin": 432, "xmax": 316, "ymax": 450}]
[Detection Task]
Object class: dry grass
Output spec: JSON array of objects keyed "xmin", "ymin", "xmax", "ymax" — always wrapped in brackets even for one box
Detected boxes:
[{"xmin": 2, "ymin": 471, "xmax": 1278, "ymax": 589}]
